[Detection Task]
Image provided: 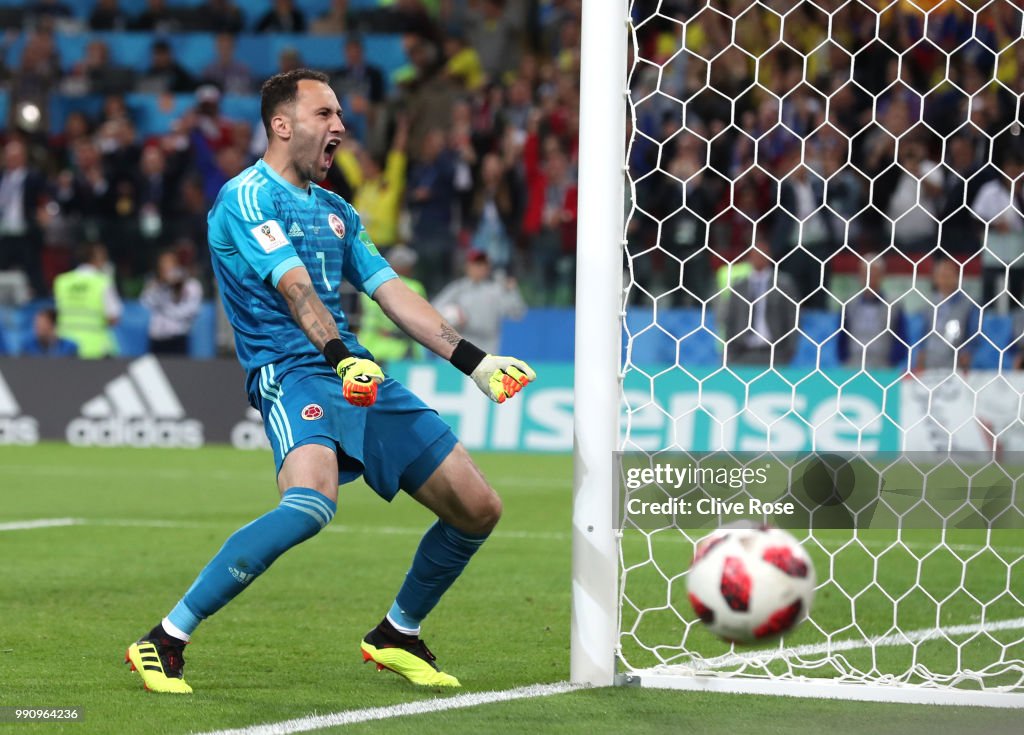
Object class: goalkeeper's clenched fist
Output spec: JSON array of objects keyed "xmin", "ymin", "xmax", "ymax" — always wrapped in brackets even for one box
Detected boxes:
[
  {"xmin": 323, "ymin": 339, "xmax": 384, "ymax": 407},
  {"xmin": 336, "ymin": 356, "xmax": 385, "ymax": 407},
  {"xmin": 448, "ymin": 338, "xmax": 536, "ymax": 404}
]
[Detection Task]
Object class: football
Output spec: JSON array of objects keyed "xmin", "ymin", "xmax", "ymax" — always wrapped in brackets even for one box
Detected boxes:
[{"xmin": 686, "ymin": 524, "xmax": 816, "ymax": 644}]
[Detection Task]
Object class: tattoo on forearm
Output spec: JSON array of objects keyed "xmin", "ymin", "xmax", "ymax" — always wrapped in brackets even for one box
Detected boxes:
[
  {"xmin": 284, "ymin": 281, "xmax": 339, "ymax": 350},
  {"xmin": 438, "ymin": 320, "xmax": 461, "ymax": 347}
]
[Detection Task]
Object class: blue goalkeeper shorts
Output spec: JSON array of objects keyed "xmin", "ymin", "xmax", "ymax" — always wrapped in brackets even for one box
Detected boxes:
[{"xmin": 246, "ymin": 357, "xmax": 457, "ymax": 500}]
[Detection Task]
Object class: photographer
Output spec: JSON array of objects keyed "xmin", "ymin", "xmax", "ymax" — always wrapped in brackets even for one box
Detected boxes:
[{"xmin": 140, "ymin": 248, "xmax": 203, "ymax": 355}]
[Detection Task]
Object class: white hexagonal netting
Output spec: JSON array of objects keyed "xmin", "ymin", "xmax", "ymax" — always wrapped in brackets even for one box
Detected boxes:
[{"xmin": 617, "ymin": 0, "xmax": 1024, "ymax": 700}]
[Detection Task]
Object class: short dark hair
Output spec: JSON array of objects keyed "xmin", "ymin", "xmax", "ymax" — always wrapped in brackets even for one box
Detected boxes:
[{"xmin": 260, "ymin": 69, "xmax": 330, "ymax": 137}]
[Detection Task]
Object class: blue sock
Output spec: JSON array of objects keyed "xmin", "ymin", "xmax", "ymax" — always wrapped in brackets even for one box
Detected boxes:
[
  {"xmin": 166, "ymin": 488, "xmax": 336, "ymax": 636},
  {"xmin": 389, "ymin": 520, "xmax": 488, "ymax": 633}
]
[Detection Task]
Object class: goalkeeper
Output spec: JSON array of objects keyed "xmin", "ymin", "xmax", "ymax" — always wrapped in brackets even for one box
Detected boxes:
[{"xmin": 124, "ymin": 70, "xmax": 535, "ymax": 694}]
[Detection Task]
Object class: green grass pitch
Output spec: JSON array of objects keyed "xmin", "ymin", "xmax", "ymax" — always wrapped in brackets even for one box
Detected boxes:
[{"xmin": 0, "ymin": 444, "xmax": 1020, "ymax": 734}]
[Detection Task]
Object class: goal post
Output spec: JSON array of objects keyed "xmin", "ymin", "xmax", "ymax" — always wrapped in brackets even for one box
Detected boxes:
[
  {"xmin": 570, "ymin": 0, "xmax": 629, "ymax": 687},
  {"xmin": 573, "ymin": 0, "xmax": 1024, "ymax": 707}
]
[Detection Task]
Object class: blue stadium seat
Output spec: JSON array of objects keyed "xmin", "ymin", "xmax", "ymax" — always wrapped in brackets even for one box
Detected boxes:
[
  {"xmin": 903, "ymin": 312, "xmax": 928, "ymax": 367},
  {"xmin": 219, "ymin": 94, "xmax": 261, "ymax": 127},
  {"xmin": 499, "ymin": 308, "xmax": 574, "ymax": 363},
  {"xmin": 113, "ymin": 301, "xmax": 151, "ymax": 357},
  {"xmin": 623, "ymin": 308, "xmax": 675, "ymax": 368},
  {"xmin": 58, "ymin": 0, "xmax": 384, "ymax": 16},
  {"xmin": 8, "ymin": 30, "xmax": 405, "ymax": 85},
  {"xmin": 188, "ymin": 302, "xmax": 217, "ymax": 359},
  {"xmin": 124, "ymin": 93, "xmax": 194, "ymax": 136},
  {"xmin": 792, "ymin": 310, "xmax": 842, "ymax": 368},
  {"xmin": 973, "ymin": 313, "xmax": 1014, "ymax": 371},
  {"xmin": 660, "ymin": 309, "xmax": 721, "ymax": 367}
]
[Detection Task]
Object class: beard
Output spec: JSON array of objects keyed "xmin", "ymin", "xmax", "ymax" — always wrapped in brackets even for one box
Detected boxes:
[{"xmin": 290, "ymin": 129, "xmax": 327, "ymax": 184}]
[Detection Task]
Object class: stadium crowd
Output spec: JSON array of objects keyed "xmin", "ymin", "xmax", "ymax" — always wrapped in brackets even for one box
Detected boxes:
[
  {"xmin": 630, "ymin": 0, "xmax": 1024, "ymax": 299},
  {"xmin": 626, "ymin": 0, "xmax": 1024, "ymax": 370},
  {"xmin": 2, "ymin": 0, "xmax": 1023, "ymax": 370},
  {"xmin": 0, "ymin": 0, "xmax": 581, "ymax": 322}
]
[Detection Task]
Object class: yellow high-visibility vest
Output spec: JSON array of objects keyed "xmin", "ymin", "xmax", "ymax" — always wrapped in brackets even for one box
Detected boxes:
[{"xmin": 54, "ymin": 270, "xmax": 117, "ymax": 359}]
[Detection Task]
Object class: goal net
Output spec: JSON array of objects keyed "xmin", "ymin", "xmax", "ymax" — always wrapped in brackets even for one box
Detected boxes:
[{"xmin": 573, "ymin": 0, "xmax": 1024, "ymax": 707}]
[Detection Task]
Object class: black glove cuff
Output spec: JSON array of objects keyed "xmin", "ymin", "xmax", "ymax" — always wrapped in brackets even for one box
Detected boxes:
[
  {"xmin": 450, "ymin": 339, "xmax": 486, "ymax": 376},
  {"xmin": 323, "ymin": 338, "xmax": 352, "ymax": 369}
]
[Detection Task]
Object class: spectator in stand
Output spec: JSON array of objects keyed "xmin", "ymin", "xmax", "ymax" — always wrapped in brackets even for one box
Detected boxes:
[
  {"xmin": 407, "ymin": 128, "xmax": 457, "ymax": 296},
  {"xmin": 141, "ymin": 249, "xmax": 203, "ymax": 355},
  {"xmin": 522, "ymin": 115, "xmax": 578, "ymax": 305},
  {"xmin": 10, "ymin": 31, "xmax": 61, "ymax": 130},
  {"xmin": 329, "ymin": 37, "xmax": 385, "ymax": 141},
  {"xmin": 449, "ymin": 100, "xmax": 477, "ymax": 231},
  {"xmin": 163, "ymin": 179, "xmax": 210, "ymax": 277},
  {"xmin": 131, "ymin": 0, "xmax": 183, "ymax": 33},
  {"xmin": 333, "ymin": 115, "xmax": 409, "ymax": 250},
  {"xmin": 96, "ymin": 116, "xmax": 141, "ymax": 189},
  {"xmin": 773, "ymin": 155, "xmax": 837, "ymax": 308},
  {"xmin": 722, "ymin": 245, "xmax": 798, "ymax": 366},
  {"xmin": 917, "ymin": 254, "xmax": 980, "ymax": 373},
  {"xmin": 88, "ymin": 0, "xmax": 130, "ymax": 31},
  {"xmin": 311, "ymin": 0, "xmax": 348, "ymax": 34},
  {"xmin": 55, "ymin": 139, "xmax": 116, "ymax": 242},
  {"xmin": 202, "ymin": 34, "xmax": 254, "ymax": 95},
  {"xmin": 0, "ymin": 139, "xmax": 51, "ymax": 297},
  {"xmin": 468, "ymin": 0, "xmax": 521, "ymax": 83},
  {"xmin": 61, "ymin": 39, "xmax": 135, "ymax": 96},
  {"xmin": 971, "ymin": 152, "xmax": 1024, "ymax": 311},
  {"xmin": 444, "ymin": 32, "xmax": 486, "ymax": 93},
  {"xmin": 136, "ymin": 143, "xmax": 186, "ymax": 245},
  {"xmin": 139, "ymin": 39, "xmax": 195, "ymax": 94},
  {"xmin": 51, "ymin": 110, "xmax": 92, "ymax": 171},
  {"xmin": 22, "ymin": 307, "xmax": 77, "ymax": 357},
  {"xmin": 194, "ymin": 85, "xmax": 236, "ymax": 152},
  {"xmin": 468, "ymin": 152, "xmax": 518, "ymax": 273},
  {"xmin": 256, "ymin": 0, "xmax": 306, "ymax": 33},
  {"xmin": 278, "ymin": 47, "xmax": 303, "ymax": 75},
  {"xmin": 838, "ymin": 255, "xmax": 909, "ymax": 370},
  {"xmin": 26, "ymin": 0, "xmax": 76, "ymax": 30},
  {"xmin": 203, "ymin": 0, "xmax": 244, "ymax": 33},
  {"xmin": 433, "ymin": 248, "xmax": 526, "ymax": 355},
  {"xmin": 358, "ymin": 245, "xmax": 426, "ymax": 365},
  {"xmin": 644, "ymin": 135, "xmax": 712, "ymax": 307},
  {"xmin": 886, "ymin": 138, "xmax": 945, "ymax": 253},
  {"xmin": 54, "ymin": 242, "xmax": 122, "ymax": 359},
  {"xmin": 939, "ymin": 134, "xmax": 983, "ymax": 256}
]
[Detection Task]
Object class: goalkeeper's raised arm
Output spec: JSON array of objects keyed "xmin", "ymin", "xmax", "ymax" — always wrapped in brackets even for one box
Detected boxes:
[{"xmin": 372, "ymin": 277, "xmax": 536, "ymax": 403}]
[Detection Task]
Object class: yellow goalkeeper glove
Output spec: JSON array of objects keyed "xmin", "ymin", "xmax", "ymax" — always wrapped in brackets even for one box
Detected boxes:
[
  {"xmin": 449, "ymin": 338, "xmax": 536, "ymax": 404},
  {"xmin": 336, "ymin": 356, "xmax": 384, "ymax": 407},
  {"xmin": 470, "ymin": 355, "xmax": 537, "ymax": 404},
  {"xmin": 324, "ymin": 339, "xmax": 384, "ymax": 407}
]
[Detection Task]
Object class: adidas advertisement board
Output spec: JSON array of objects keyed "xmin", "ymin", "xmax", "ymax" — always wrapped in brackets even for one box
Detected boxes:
[
  {"xmin": 4, "ymin": 358, "xmax": 1023, "ymax": 452},
  {"xmin": 0, "ymin": 356, "xmax": 246, "ymax": 449},
  {"xmin": 0, "ymin": 367, "xmax": 38, "ymax": 445}
]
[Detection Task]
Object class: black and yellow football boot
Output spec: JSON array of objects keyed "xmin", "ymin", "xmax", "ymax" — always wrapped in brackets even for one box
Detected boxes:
[
  {"xmin": 360, "ymin": 619, "xmax": 460, "ymax": 688},
  {"xmin": 125, "ymin": 625, "xmax": 193, "ymax": 694}
]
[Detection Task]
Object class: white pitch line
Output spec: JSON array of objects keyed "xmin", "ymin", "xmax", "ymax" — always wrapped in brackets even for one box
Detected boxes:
[
  {"xmin": 0, "ymin": 518, "xmax": 81, "ymax": 531},
  {"xmin": 0, "ymin": 464, "xmax": 568, "ymax": 490},
  {"xmin": 692, "ymin": 617, "xmax": 1024, "ymax": 671},
  {"xmin": 4, "ymin": 517, "xmax": 1022, "ymax": 553},
  {"xmin": 193, "ymin": 681, "xmax": 579, "ymax": 735},
  {"xmin": 0, "ymin": 517, "xmax": 572, "ymax": 543}
]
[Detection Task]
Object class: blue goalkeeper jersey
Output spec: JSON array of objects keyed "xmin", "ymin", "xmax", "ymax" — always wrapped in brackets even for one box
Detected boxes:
[{"xmin": 208, "ymin": 159, "xmax": 397, "ymax": 373}]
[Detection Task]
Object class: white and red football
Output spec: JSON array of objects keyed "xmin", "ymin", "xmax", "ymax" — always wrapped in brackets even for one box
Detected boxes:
[{"xmin": 686, "ymin": 525, "xmax": 816, "ymax": 644}]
